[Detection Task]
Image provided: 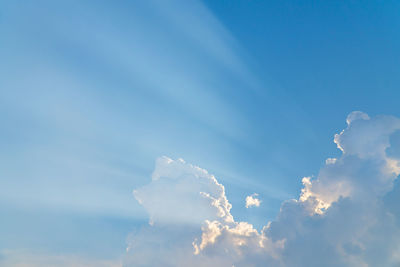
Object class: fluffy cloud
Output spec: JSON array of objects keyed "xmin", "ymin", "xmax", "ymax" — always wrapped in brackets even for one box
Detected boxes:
[
  {"xmin": 245, "ymin": 193, "xmax": 261, "ymax": 208},
  {"xmin": 133, "ymin": 157, "xmax": 233, "ymax": 226},
  {"xmin": 127, "ymin": 157, "xmax": 280, "ymax": 266},
  {"xmin": 126, "ymin": 111, "xmax": 400, "ymax": 266}
]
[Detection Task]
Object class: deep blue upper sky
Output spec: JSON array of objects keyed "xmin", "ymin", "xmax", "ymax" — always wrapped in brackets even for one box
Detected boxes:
[{"xmin": 1, "ymin": 0, "xmax": 400, "ymax": 263}]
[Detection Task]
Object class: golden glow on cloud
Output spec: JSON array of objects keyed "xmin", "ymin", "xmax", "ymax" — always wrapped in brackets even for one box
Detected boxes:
[{"xmin": 127, "ymin": 112, "xmax": 400, "ymax": 266}]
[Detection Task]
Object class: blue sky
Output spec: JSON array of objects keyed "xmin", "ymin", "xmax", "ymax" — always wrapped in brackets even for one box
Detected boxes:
[{"xmin": 1, "ymin": 0, "xmax": 400, "ymax": 266}]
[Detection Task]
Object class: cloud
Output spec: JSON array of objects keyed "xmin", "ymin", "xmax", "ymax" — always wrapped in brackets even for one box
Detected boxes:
[
  {"xmin": 133, "ymin": 156, "xmax": 233, "ymax": 226},
  {"xmin": 127, "ymin": 157, "xmax": 281, "ymax": 266},
  {"xmin": 0, "ymin": 250, "xmax": 122, "ymax": 267},
  {"xmin": 245, "ymin": 193, "xmax": 261, "ymax": 208},
  {"xmin": 127, "ymin": 111, "xmax": 400, "ymax": 266}
]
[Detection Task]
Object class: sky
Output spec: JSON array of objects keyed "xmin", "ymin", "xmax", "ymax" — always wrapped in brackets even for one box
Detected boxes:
[{"xmin": 1, "ymin": 0, "xmax": 400, "ymax": 266}]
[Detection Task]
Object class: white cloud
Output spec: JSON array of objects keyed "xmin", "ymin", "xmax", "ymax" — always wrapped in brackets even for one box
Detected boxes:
[
  {"xmin": 127, "ymin": 111, "xmax": 400, "ymax": 266},
  {"xmin": 127, "ymin": 156, "xmax": 281, "ymax": 266},
  {"xmin": 325, "ymin": 158, "xmax": 337, "ymax": 164},
  {"xmin": 133, "ymin": 156, "xmax": 233, "ymax": 226},
  {"xmin": 245, "ymin": 193, "xmax": 261, "ymax": 208},
  {"xmin": 0, "ymin": 250, "xmax": 122, "ymax": 267}
]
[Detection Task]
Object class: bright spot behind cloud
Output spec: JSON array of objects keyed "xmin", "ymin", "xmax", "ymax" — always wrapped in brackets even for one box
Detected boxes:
[
  {"xmin": 245, "ymin": 193, "xmax": 261, "ymax": 208},
  {"xmin": 127, "ymin": 111, "xmax": 400, "ymax": 267}
]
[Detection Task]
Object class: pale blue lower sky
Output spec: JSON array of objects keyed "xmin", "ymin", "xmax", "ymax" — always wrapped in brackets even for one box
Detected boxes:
[{"xmin": 1, "ymin": 0, "xmax": 400, "ymax": 262}]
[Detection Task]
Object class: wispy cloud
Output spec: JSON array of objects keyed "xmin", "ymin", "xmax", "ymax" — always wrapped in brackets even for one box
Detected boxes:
[{"xmin": 0, "ymin": 250, "xmax": 122, "ymax": 267}]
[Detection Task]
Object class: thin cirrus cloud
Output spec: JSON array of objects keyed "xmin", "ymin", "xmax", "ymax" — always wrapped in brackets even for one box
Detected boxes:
[
  {"xmin": 0, "ymin": 250, "xmax": 122, "ymax": 267},
  {"xmin": 129, "ymin": 111, "xmax": 400, "ymax": 267}
]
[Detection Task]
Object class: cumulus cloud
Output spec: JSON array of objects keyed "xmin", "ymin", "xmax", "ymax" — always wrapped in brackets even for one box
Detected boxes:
[
  {"xmin": 245, "ymin": 193, "xmax": 261, "ymax": 208},
  {"xmin": 133, "ymin": 157, "xmax": 233, "ymax": 226},
  {"xmin": 127, "ymin": 111, "xmax": 400, "ymax": 266}
]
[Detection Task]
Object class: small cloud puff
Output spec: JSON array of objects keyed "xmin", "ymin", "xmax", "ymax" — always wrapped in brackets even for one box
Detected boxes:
[
  {"xmin": 325, "ymin": 158, "xmax": 337, "ymax": 164},
  {"xmin": 245, "ymin": 193, "xmax": 261, "ymax": 208}
]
